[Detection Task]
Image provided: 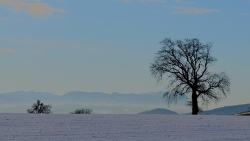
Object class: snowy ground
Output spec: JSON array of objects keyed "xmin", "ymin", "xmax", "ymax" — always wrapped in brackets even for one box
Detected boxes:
[{"xmin": 0, "ymin": 114, "xmax": 249, "ymax": 141}]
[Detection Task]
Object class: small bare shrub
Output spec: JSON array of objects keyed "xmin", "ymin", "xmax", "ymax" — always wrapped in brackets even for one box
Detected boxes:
[{"xmin": 70, "ymin": 108, "xmax": 93, "ymax": 114}]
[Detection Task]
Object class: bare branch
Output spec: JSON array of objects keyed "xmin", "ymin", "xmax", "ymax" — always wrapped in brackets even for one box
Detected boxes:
[{"xmin": 150, "ymin": 38, "xmax": 230, "ymax": 115}]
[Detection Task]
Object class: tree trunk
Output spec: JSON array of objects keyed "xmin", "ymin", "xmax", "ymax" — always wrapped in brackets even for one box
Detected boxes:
[{"xmin": 192, "ymin": 90, "xmax": 199, "ymax": 115}]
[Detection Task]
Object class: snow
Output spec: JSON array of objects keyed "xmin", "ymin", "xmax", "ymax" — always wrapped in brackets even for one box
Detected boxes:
[{"xmin": 0, "ymin": 114, "xmax": 249, "ymax": 141}]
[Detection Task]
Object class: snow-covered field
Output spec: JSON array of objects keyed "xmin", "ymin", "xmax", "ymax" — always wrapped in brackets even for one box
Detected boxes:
[{"xmin": 0, "ymin": 114, "xmax": 249, "ymax": 141}]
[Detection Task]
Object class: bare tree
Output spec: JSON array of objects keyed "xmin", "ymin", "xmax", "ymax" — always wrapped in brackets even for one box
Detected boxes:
[
  {"xmin": 150, "ymin": 38, "xmax": 230, "ymax": 115},
  {"xmin": 27, "ymin": 99, "xmax": 52, "ymax": 114},
  {"xmin": 70, "ymin": 108, "xmax": 93, "ymax": 114}
]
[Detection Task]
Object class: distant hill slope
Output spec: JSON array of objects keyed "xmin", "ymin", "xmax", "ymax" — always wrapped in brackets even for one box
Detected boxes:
[
  {"xmin": 138, "ymin": 108, "xmax": 178, "ymax": 115},
  {"xmin": 199, "ymin": 104, "xmax": 250, "ymax": 115}
]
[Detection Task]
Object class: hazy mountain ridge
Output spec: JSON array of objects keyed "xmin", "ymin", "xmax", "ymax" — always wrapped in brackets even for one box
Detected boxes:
[
  {"xmin": 0, "ymin": 91, "xmax": 176, "ymax": 114},
  {"xmin": 1, "ymin": 91, "xmax": 249, "ymax": 115},
  {"xmin": 0, "ymin": 91, "xmax": 60, "ymax": 104},
  {"xmin": 0, "ymin": 91, "xmax": 171, "ymax": 106},
  {"xmin": 62, "ymin": 91, "xmax": 167, "ymax": 104},
  {"xmin": 199, "ymin": 104, "xmax": 250, "ymax": 115},
  {"xmin": 138, "ymin": 108, "xmax": 178, "ymax": 115}
]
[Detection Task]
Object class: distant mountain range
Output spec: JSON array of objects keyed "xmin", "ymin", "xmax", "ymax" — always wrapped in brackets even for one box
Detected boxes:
[
  {"xmin": 138, "ymin": 108, "xmax": 178, "ymax": 115},
  {"xmin": 0, "ymin": 91, "xmax": 175, "ymax": 106},
  {"xmin": 0, "ymin": 91, "xmax": 186, "ymax": 114},
  {"xmin": 0, "ymin": 91, "xmax": 249, "ymax": 115}
]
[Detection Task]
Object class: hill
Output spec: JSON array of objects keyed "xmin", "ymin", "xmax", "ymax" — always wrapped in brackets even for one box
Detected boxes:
[
  {"xmin": 199, "ymin": 104, "xmax": 250, "ymax": 115},
  {"xmin": 138, "ymin": 108, "xmax": 178, "ymax": 115}
]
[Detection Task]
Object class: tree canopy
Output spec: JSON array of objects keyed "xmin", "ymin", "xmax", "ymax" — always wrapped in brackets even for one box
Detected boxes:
[{"xmin": 150, "ymin": 38, "xmax": 230, "ymax": 115}]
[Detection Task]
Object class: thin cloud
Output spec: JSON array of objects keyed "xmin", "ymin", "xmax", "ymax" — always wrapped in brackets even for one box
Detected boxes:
[
  {"xmin": 0, "ymin": 48, "xmax": 16, "ymax": 54},
  {"xmin": 0, "ymin": 17, "xmax": 6, "ymax": 21},
  {"xmin": 120, "ymin": 0, "xmax": 130, "ymax": 2},
  {"xmin": 172, "ymin": 6, "xmax": 219, "ymax": 14},
  {"xmin": 138, "ymin": 0, "xmax": 165, "ymax": 2},
  {"xmin": 1, "ymin": 38, "xmax": 100, "ymax": 52},
  {"xmin": 0, "ymin": 17, "xmax": 8, "ymax": 23},
  {"xmin": 32, "ymin": 49, "xmax": 43, "ymax": 54},
  {"xmin": 240, "ymin": 12, "xmax": 249, "ymax": 16},
  {"xmin": 0, "ymin": 0, "xmax": 67, "ymax": 18},
  {"xmin": 120, "ymin": 0, "xmax": 166, "ymax": 3}
]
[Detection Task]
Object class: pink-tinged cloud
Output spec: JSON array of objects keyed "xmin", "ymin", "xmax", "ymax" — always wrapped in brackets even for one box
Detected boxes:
[
  {"xmin": 172, "ymin": 6, "xmax": 219, "ymax": 14},
  {"xmin": 0, "ymin": 48, "xmax": 16, "ymax": 54},
  {"xmin": 0, "ymin": 0, "xmax": 67, "ymax": 18}
]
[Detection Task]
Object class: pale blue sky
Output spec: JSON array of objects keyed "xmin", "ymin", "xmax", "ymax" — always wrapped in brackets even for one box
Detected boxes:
[{"xmin": 1, "ymin": 0, "xmax": 250, "ymax": 109}]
